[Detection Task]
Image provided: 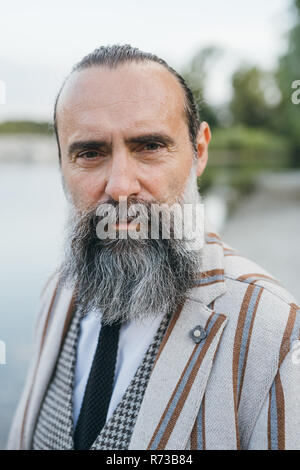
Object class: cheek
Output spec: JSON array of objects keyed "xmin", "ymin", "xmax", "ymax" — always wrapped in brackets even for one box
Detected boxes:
[
  {"xmin": 147, "ymin": 166, "xmax": 191, "ymax": 203},
  {"xmin": 166, "ymin": 162, "xmax": 193, "ymax": 202},
  {"xmin": 168, "ymin": 175, "xmax": 188, "ymax": 200},
  {"xmin": 62, "ymin": 169, "xmax": 105, "ymax": 209}
]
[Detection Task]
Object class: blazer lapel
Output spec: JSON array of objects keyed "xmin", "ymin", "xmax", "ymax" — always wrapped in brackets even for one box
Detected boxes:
[
  {"xmin": 22, "ymin": 282, "xmax": 75, "ymax": 449},
  {"xmin": 129, "ymin": 293, "xmax": 227, "ymax": 450},
  {"xmin": 129, "ymin": 229, "xmax": 228, "ymax": 450},
  {"xmin": 20, "ymin": 220, "xmax": 227, "ymax": 450}
]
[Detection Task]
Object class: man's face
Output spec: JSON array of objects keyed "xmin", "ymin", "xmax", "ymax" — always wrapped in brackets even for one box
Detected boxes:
[
  {"xmin": 58, "ymin": 61, "xmax": 211, "ymax": 324},
  {"xmin": 57, "ymin": 62, "xmax": 209, "ymax": 210}
]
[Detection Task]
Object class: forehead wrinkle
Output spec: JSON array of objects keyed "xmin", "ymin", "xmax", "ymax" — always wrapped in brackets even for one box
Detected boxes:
[
  {"xmin": 61, "ymin": 97, "xmax": 158, "ymax": 115},
  {"xmin": 56, "ymin": 64, "xmax": 190, "ymax": 150},
  {"xmin": 60, "ymin": 102, "xmax": 181, "ymax": 139},
  {"xmin": 57, "ymin": 63, "xmax": 185, "ymax": 114},
  {"xmin": 59, "ymin": 94, "xmax": 169, "ymax": 130}
]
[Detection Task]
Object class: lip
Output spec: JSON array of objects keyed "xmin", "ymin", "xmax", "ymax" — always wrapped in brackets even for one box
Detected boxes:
[{"xmin": 114, "ymin": 221, "xmax": 140, "ymax": 231}]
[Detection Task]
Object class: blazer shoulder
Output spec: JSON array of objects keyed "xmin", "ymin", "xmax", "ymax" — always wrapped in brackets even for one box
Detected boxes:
[
  {"xmin": 34, "ymin": 270, "xmax": 60, "ymax": 335},
  {"xmin": 217, "ymin": 243, "xmax": 300, "ymax": 351},
  {"xmin": 39, "ymin": 269, "xmax": 60, "ymax": 301},
  {"xmin": 221, "ymin": 242, "xmax": 298, "ymax": 307}
]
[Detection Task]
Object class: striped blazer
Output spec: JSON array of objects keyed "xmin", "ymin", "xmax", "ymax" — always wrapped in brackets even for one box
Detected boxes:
[{"xmin": 7, "ymin": 230, "xmax": 300, "ymax": 450}]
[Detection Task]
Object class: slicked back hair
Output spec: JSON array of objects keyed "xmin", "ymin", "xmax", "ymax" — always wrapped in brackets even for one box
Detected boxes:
[{"xmin": 54, "ymin": 44, "xmax": 200, "ymax": 162}]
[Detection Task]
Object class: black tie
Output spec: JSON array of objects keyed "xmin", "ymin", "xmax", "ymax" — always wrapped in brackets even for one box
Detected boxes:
[{"xmin": 74, "ymin": 321, "xmax": 121, "ymax": 450}]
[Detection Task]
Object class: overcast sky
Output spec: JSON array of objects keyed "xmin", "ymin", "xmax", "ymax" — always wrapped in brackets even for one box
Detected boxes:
[{"xmin": 0, "ymin": 0, "xmax": 293, "ymax": 121}]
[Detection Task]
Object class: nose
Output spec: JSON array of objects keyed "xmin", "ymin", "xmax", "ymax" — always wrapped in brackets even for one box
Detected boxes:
[{"xmin": 104, "ymin": 151, "xmax": 141, "ymax": 202}]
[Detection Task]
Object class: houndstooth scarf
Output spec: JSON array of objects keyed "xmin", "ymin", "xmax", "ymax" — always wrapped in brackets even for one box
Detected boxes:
[{"xmin": 32, "ymin": 303, "xmax": 171, "ymax": 450}]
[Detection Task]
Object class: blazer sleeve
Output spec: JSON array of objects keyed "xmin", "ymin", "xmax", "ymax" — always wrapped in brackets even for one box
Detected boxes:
[
  {"xmin": 247, "ymin": 343, "xmax": 300, "ymax": 450},
  {"xmin": 6, "ymin": 274, "xmax": 59, "ymax": 449}
]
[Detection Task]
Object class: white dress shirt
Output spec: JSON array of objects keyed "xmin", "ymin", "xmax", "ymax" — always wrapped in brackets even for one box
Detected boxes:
[{"xmin": 73, "ymin": 309, "xmax": 164, "ymax": 427}]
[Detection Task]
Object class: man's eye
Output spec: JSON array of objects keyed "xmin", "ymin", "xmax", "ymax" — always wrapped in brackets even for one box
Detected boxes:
[
  {"xmin": 143, "ymin": 142, "xmax": 162, "ymax": 151},
  {"xmin": 78, "ymin": 151, "xmax": 100, "ymax": 159}
]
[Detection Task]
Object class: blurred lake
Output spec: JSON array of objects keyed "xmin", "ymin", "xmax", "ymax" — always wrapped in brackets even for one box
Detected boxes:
[
  {"xmin": 0, "ymin": 159, "xmax": 299, "ymax": 449},
  {"xmin": 0, "ymin": 162, "xmax": 66, "ymax": 449}
]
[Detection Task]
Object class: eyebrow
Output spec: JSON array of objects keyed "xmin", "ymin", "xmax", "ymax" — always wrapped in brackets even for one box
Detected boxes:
[
  {"xmin": 125, "ymin": 133, "xmax": 176, "ymax": 147},
  {"xmin": 67, "ymin": 133, "xmax": 176, "ymax": 157}
]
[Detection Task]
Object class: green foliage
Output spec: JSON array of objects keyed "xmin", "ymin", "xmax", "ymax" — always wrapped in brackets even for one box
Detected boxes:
[
  {"xmin": 197, "ymin": 165, "xmax": 216, "ymax": 194},
  {"xmin": 228, "ymin": 0, "xmax": 300, "ymax": 168},
  {"xmin": 0, "ymin": 120, "xmax": 52, "ymax": 134},
  {"xmin": 230, "ymin": 66, "xmax": 280, "ymax": 128},
  {"xmin": 198, "ymin": 165, "xmax": 258, "ymax": 197},
  {"xmin": 208, "ymin": 127, "xmax": 290, "ymax": 177},
  {"xmin": 275, "ymin": 0, "xmax": 300, "ymax": 165},
  {"xmin": 210, "ymin": 125, "xmax": 290, "ymax": 152},
  {"xmin": 182, "ymin": 46, "xmax": 222, "ymax": 128},
  {"xmin": 227, "ymin": 168, "xmax": 258, "ymax": 196},
  {"xmin": 199, "ymin": 126, "xmax": 290, "ymax": 195}
]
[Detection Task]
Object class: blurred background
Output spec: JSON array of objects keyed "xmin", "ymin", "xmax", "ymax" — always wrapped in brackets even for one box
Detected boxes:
[{"xmin": 0, "ymin": 0, "xmax": 299, "ymax": 449}]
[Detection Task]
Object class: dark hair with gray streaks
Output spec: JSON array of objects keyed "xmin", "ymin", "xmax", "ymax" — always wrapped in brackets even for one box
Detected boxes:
[{"xmin": 53, "ymin": 44, "xmax": 200, "ymax": 162}]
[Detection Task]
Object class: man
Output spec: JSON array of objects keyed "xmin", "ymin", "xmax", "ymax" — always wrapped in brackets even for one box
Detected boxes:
[{"xmin": 7, "ymin": 45, "xmax": 300, "ymax": 450}]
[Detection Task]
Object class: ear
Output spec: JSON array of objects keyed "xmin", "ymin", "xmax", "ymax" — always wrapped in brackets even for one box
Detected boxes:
[{"xmin": 195, "ymin": 122, "xmax": 211, "ymax": 177}]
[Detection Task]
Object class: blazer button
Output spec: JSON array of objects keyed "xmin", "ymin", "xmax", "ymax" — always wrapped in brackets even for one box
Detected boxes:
[{"xmin": 190, "ymin": 325, "xmax": 207, "ymax": 344}]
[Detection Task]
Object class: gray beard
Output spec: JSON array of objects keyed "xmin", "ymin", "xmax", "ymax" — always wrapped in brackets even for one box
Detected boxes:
[{"xmin": 60, "ymin": 197, "xmax": 202, "ymax": 325}]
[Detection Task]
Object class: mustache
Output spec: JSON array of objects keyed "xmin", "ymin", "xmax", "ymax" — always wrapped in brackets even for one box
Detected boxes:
[
  {"xmin": 61, "ymin": 197, "xmax": 200, "ymax": 324},
  {"xmin": 80, "ymin": 196, "xmax": 184, "ymax": 244},
  {"xmin": 95, "ymin": 197, "xmax": 152, "ymax": 223}
]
